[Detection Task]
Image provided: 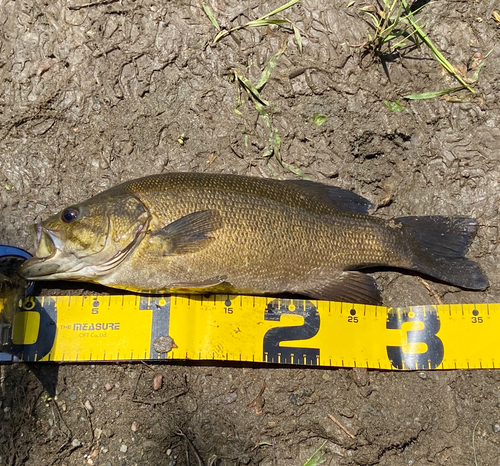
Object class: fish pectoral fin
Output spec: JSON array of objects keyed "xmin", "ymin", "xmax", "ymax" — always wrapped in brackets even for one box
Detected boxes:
[
  {"xmin": 304, "ymin": 271, "xmax": 382, "ymax": 305},
  {"xmin": 170, "ymin": 275, "xmax": 229, "ymax": 289},
  {"xmin": 152, "ymin": 210, "xmax": 223, "ymax": 255}
]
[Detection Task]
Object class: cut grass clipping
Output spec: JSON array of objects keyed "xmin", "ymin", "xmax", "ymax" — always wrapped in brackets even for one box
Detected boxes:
[
  {"xmin": 302, "ymin": 440, "xmax": 328, "ymax": 466},
  {"xmin": 201, "ymin": 0, "xmax": 303, "ymax": 51},
  {"xmin": 360, "ymin": 0, "xmax": 490, "ymax": 99},
  {"xmin": 231, "ymin": 44, "xmax": 309, "ymax": 180}
]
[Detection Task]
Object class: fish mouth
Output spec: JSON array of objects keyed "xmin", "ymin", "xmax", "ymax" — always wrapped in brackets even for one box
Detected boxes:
[
  {"xmin": 17, "ymin": 225, "xmax": 62, "ymax": 279},
  {"xmin": 33, "ymin": 224, "xmax": 59, "ymax": 259}
]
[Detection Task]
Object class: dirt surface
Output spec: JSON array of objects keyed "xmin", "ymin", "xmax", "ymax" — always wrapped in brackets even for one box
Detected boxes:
[{"xmin": 1, "ymin": 0, "xmax": 500, "ymax": 464}]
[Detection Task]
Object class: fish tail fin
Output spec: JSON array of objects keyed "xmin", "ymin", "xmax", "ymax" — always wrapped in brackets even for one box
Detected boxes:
[{"xmin": 397, "ymin": 216, "xmax": 488, "ymax": 290}]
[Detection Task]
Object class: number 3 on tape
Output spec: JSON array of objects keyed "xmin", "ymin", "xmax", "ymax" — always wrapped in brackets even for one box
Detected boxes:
[{"xmin": 386, "ymin": 307, "xmax": 444, "ymax": 370}]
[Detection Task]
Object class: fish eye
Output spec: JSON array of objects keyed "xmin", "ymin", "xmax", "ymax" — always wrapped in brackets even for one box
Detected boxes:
[{"xmin": 61, "ymin": 207, "xmax": 80, "ymax": 223}]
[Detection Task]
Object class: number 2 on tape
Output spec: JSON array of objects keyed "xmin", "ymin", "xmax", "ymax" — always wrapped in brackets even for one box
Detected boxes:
[{"xmin": 262, "ymin": 299, "xmax": 320, "ymax": 365}]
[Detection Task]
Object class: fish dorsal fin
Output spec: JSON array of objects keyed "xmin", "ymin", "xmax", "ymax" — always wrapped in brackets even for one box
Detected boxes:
[
  {"xmin": 283, "ymin": 180, "xmax": 372, "ymax": 215},
  {"xmin": 151, "ymin": 210, "xmax": 223, "ymax": 255},
  {"xmin": 303, "ymin": 271, "xmax": 382, "ymax": 305}
]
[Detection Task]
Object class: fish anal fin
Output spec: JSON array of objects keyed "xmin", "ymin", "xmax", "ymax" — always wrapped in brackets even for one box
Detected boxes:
[
  {"xmin": 303, "ymin": 271, "xmax": 382, "ymax": 305},
  {"xmin": 150, "ymin": 210, "xmax": 223, "ymax": 255}
]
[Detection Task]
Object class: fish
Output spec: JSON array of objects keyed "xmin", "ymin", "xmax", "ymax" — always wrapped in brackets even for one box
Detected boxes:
[{"xmin": 18, "ymin": 172, "xmax": 488, "ymax": 304}]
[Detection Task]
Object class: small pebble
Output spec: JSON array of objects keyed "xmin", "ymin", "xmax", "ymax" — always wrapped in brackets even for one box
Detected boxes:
[
  {"xmin": 103, "ymin": 393, "xmax": 119, "ymax": 403},
  {"xmin": 84, "ymin": 400, "xmax": 94, "ymax": 413},
  {"xmin": 223, "ymin": 392, "xmax": 238, "ymax": 404},
  {"xmin": 104, "ymin": 383, "xmax": 113, "ymax": 391},
  {"xmin": 153, "ymin": 335, "xmax": 177, "ymax": 354},
  {"xmin": 131, "ymin": 421, "xmax": 139, "ymax": 432},
  {"xmin": 352, "ymin": 367, "xmax": 369, "ymax": 387},
  {"xmin": 72, "ymin": 439, "xmax": 82, "ymax": 448},
  {"xmin": 69, "ymin": 394, "xmax": 77, "ymax": 401},
  {"xmin": 153, "ymin": 374, "xmax": 163, "ymax": 391},
  {"xmin": 94, "ymin": 428, "xmax": 102, "ymax": 440},
  {"xmin": 92, "ymin": 383, "xmax": 98, "ymax": 389},
  {"xmin": 493, "ymin": 423, "xmax": 500, "ymax": 433},
  {"xmin": 120, "ymin": 444, "xmax": 128, "ymax": 453}
]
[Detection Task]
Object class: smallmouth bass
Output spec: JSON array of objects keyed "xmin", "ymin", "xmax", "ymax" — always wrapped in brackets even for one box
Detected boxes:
[{"xmin": 18, "ymin": 172, "xmax": 488, "ymax": 304}]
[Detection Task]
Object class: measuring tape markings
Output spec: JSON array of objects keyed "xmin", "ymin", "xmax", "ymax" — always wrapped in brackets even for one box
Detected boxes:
[
  {"xmin": 8, "ymin": 296, "xmax": 57, "ymax": 362},
  {"xmin": 436, "ymin": 303, "xmax": 497, "ymax": 369},
  {"xmin": 1, "ymin": 295, "xmax": 500, "ymax": 369},
  {"xmin": 55, "ymin": 295, "xmax": 155, "ymax": 361},
  {"xmin": 142, "ymin": 296, "xmax": 171, "ymax": 360}
]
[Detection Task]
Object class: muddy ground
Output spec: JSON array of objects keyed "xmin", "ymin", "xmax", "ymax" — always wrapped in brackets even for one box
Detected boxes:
[{"xmin": 1, "ymin": 0, "xmax": 500, "ymax": 464}]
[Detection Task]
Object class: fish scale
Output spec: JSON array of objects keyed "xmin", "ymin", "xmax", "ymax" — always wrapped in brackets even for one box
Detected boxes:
[{"xmin": 19, "ymin": 172, "xmax": 488, "ymax": 304}]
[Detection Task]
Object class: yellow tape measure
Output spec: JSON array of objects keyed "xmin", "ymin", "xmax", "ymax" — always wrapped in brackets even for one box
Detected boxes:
[{"xmin": 0, "ymin": 294, "xmax": 498, "ymax": 370}]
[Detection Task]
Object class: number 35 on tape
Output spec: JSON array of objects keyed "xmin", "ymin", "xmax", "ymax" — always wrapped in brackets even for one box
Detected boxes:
[{"xmin": 1, "ymin": 295, "xmax": 498, "ymax": 370}]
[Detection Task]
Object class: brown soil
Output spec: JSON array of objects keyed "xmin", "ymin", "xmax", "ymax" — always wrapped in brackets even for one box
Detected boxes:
[{"xmin": 1, "ymin": 0, "xmax": 500, "ymax": 464}]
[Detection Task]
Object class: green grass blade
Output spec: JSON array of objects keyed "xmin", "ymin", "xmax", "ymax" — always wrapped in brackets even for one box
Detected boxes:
[
  {"xmin": 252, "ymin": 0, "xmax": 301, "ymax": 22},
  {"xmin": 303, "ymin": 440, "xmax": 328, "ymax": 466},
  {"xmin": 293, "ymin": 24, "xmax": 303, "ymax": 53},
  {"xmin": 363, "ymin": 11, "xmax": 381, "ymax": 29},
  {"xmin": 281, "ymin": 161, "xmax": 310, "ymax": 179},
  {"xmin": 200, "ymin": 0, "xmax": 220, "ymax": 31},
  {"xmin": 234, "ymin": 71, "xmax": 269, "ymax": 106},
  {"xmin": 255, "ymin": 43, "xmax": 287, "ymax": 91},
  {"xmin": 471, "ymin": 48, "xmax": 493, "ymax": 82},
  {"xmin": 405, "ymin": 86, "xmax": 464, "ymax": 100},
  {"xmin": 311, "ymin": 113, "xmax": 328, "ymax": 125},
  {"xmin": 246, "ymin": 18, "xmax": 290, "ymax": 27},
  {"xmin": 381, "ymin": 0, "xmax": 400, "ymax": 32},
  {"xmin": 400, "ymin": 0, "xmax": 474, "ymax": 93},
  {"xmin": 214, "ymin": 0, "xmax": 301, "ymax": 44},
  {"xmin": 231, "ymin": 40, "xmax": 308, "ymax": 179},
  {"xmin": 213, "ymin": 29, "xmax": 231, "ymax": 43},
  {"xmin": 254, "ymin": 100, "xmax": 309, "ymax": 179},
  {"xmin": 383, "ymin": 100, "xmax": 406, "ymax": 111}
]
